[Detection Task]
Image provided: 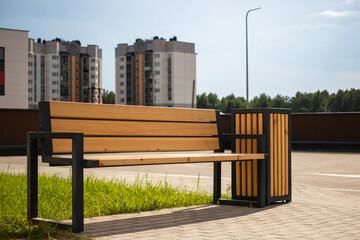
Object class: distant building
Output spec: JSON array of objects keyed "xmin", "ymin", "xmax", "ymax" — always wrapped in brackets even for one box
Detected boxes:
[
  {"xmin": 28, "ymin": 38, "xmax": 102, "ymax": 109},
  {"xmin": 0, "ymin": 28, "xmax": 29, "ymax": 109},
  {"xmin": 115, "ymin": 36, "xmax": 196, "ymax": 107}
]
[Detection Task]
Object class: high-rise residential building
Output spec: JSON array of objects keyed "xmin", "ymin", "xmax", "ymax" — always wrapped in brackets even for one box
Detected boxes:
[
  {"xmin": 115, "ymin": 36, "xmax": 196, "ymax": 107},
  {"xmin": 28, "ymin": 38, "xmax": 102, "ymax": 109},
  {"xmin": 0, "ymin": 28, "xmax": 29, "ymax": 109}
]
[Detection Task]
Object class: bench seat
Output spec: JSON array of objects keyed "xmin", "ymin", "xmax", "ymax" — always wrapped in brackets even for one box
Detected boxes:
[{"xmin": 52, "ymin": 151, "xmax": 265, "ymax": 167}]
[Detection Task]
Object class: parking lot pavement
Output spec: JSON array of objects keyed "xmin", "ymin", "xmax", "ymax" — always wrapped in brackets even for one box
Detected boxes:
[{"xmin": 1, "ymin": 151, "xmax": 360, "ymax": 239}]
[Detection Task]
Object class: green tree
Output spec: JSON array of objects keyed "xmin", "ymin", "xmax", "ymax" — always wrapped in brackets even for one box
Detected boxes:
[
  {"xmin": 196, "ymin": 88, "xmax": 359, "ymax": 113},
  {"xmin": 196, "ymin": 93, "xmax": 209, "ymax": 109},
  {"xmin": 270, "ymin": 94, "xmax": 291, "ymax": 108},
  {"xmin": 290, "ymin": 92, "xmax": 312, "ymax": 112},
  {"xmin": 207, "ymin": 93, "xmax": 220, "ymax": 109},
  {"xmin": 219, "ymin": 94, "xmax": 246, "ymax": 113},
  {"xmin": 102, "ymin": 90, "xmax": 115, "ymax": 104},
  {"xmin": 251, "ymin": 93, "xmax": 271, "ymax": 108}
]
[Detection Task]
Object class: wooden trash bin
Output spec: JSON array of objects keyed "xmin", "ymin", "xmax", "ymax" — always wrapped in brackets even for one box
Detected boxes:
[{"xmin": 230, "ymin": 108, "xmax": 291, "ymax": 205}]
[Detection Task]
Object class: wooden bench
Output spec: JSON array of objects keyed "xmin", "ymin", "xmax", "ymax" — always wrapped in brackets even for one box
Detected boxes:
[{"xmin": 27, "ymin": 101, "xmax": 267, "ymax": 233}]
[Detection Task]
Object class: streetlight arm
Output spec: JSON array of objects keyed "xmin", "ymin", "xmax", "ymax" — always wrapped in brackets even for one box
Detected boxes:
[
  {"xmin": 245, "ymin": 7, "xmax": 261, "ymax": 108},
  {"xmin": 246, "ymin": 7, "xmax": 261, "ymax": 17}
]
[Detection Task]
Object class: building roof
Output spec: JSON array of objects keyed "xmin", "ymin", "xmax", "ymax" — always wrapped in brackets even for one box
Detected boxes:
[{"xmin": 0, "ymin": 27, "xmax": 29, "ymax": 32}]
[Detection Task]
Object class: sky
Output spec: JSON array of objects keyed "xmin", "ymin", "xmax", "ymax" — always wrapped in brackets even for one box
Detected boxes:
[{"xmin": 1, "ymin": 0, "xmax": 359, "ymax": 99}]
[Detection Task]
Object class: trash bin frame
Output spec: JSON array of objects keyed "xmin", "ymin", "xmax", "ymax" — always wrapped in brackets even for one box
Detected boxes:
[{"xmin": 231, "ymin": 108, "xmax": 292, "ymax": 205}]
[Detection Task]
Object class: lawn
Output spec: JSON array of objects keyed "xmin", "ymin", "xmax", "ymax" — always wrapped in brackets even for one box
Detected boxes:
[{"xmin": 0, "ymin": 171, "xmax": 226, "ymax": 239}]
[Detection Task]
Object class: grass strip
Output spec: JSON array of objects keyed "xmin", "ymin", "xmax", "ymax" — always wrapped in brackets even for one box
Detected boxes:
[{"xmin": 0, "ymin": 172, "xmax": 229, "ymax": 239}]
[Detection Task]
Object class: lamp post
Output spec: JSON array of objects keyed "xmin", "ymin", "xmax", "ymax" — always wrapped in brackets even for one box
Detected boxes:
[{"xmin": 246, "ymin": 7, "xmax": 261, "ymax": 108}]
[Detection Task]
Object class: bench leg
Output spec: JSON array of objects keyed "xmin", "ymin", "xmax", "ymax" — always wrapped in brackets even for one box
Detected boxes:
[
  {"xmin": 213, "ymin": 162, "xmax": 221, "ymax": 204},
  {"xmin": 72, "ymin": 135, "xmax": 84, "ymax": 233},
  {"xmin": 256, "ymin": 159, "xmax": 266, "ymax": 208},
  {"xmin": 27, "ymin": 136, "xmax": 38, "ymax": 220}
]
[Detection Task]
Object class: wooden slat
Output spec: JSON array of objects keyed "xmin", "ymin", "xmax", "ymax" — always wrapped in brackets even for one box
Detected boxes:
[
  {"xmin": 281, "ymin": 114, "xmax": 286, "ymax": 196},
  {"xmin": 51, "ymin": 119, "xmax": 218, "ymax": 136},
  {"xmin": 285, "ymin": 114, "xmax": 289, "ymax": 195},
  {"xmin": 235, "ymin": 114, "xmax": 241, "ymax": 196},
  {"xmin": 277, "ymin": 113, "xmax": 282, "ymax": 196},
  {"xmin": 252, "ymin": 113, "xmax": 258, "ymax": 197},
  {"xmin": 273, "ymin": 114, "xmax": 278, "ymax": 196},
  {"xmin": 52, "ymin": 137, "xmax": 220, "ymax": 153},
  {"xmin": 49, "ymin": 101, "xmax": 216, "ymax": 122},
  {"xmin": 93, "ymin": 152, "xmax": 265, "ymax": 166},
  {"xmin": 240, "ymin": 114, "xmax": 246, "ymax": 153},
  {"xmin": 270, "ymin": 113, "xmax": 274, "ymax": 197},
  {"xmin": 240, "ymin": 114, "xmax": 246, "ymax": 196},
  {"xmin": 246, "ymin": 113, "xmax": 252, "ymax": 196}
]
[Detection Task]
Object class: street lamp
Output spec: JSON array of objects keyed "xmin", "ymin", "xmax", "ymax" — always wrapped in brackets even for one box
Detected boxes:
[{"xmin": 246, "ymin": 7, "xmax": 261, "ymax": 108}]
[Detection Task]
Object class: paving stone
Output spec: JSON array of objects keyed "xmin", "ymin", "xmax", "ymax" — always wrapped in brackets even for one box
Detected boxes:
[{"xmin": 1, "ymin": 152, "xmax": 360, "ymax": 239}]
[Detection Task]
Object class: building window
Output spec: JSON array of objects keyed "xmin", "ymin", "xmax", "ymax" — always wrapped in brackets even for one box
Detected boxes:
[
  {"xmin": 91, "ymin": 66, "xmax": 96, "ymax": 71},
  {"xmin": 91, "ymin": 75, "xmax": 95, "ymax": 79},
  {"xmin": 91, "ymin": 58, "xmax": 96, "ymax": 63},
  {"xmin": 120, "ymin": 82, "xmax": 124, "ymax": 86},
  {"xmin": 0, "ymin": 47, "xmax": 4, "ymax": 96},
  {"xmin": 52, "ymin": 81, "xmax": 58, "ymax": 85},
  {"xmin": 119, "ymin": 57, "xmax": 124, "ymax": 62},
  {"xmin": 52, "ymin": 64, "xmax": 59, "ymax": 68},
  {"xmin": 120, "ymin": 90, "xmax": 124, "ymax": 94},
  {"xmin": 120, "ymin": 98, "xmax": 125, "ymax": 102},
  {"xmin": 52, "ymin": 72, "xmax": 59, "ymax": 77},
  {"xmin": 155, "ymin": 88, "xmax": 160, "ymax": 93},
  {"xmin": 28, "ymin": 71, "xmax": 32, "ymax": 75},
  {"xmin": 154, "ymin": 62, "xmax": 160, "ymax": 67},
  {"xmin": 154, "ymin": 53, "xmax": 160, "ymax": 58},
  {"xmin": 155, "ymin": 71, "xmax": 160, "ymax": 75},
  {"xmin": 120, "ymin": 65, "xmax": 124, "ymax": 70},
  {"xmin": 52, "ymin": 55, "xmax": 58, "ymax": 60},
  {"xmin": 120, "ymin": 73, "xmax": 124, "ymax": 78}
]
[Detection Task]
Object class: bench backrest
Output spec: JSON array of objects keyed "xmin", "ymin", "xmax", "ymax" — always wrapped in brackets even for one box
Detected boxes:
[{"xmin": 39, "ymin": 101, "xmax": 224, "ymax": 154}]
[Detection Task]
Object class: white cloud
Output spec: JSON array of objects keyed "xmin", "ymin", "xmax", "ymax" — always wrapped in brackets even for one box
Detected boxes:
[
  {"xmin": 315, "ymin": 10, "xmax": 360, "ymax": 18},
  {"xmin": 343, "ymin": 0, "xmax": 357, "ymax": 4}
]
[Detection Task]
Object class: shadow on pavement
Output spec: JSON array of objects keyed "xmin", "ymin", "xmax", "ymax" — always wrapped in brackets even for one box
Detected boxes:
[{"xmin": 83, "ymin": 203, "xmax": 281, "ymax": 237}]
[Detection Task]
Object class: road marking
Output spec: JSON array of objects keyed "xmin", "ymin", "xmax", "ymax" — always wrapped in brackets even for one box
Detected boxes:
[
  {"xmin": 323, "ymin": 188, "xmax": 360, "ymax": 193},
  {"xmin": 311, "ymin": 173, "xmax": 360, "ymax": 178}
]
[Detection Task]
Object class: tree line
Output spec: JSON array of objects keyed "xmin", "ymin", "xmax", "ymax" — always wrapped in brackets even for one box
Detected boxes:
[{"xmin": 196, "ymin": 88, "xmax": 360, "ymax": 113}]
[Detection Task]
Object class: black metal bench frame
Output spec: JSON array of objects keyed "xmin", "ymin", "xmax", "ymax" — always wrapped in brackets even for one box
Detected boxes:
[{"xmin": 27, "ymin": 113, "xmax": 268, "ymax": 233}]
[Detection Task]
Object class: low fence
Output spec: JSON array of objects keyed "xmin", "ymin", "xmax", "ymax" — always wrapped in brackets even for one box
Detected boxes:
[
  {"xmin": 0, "ymin": 109, "xmax": 39, "ymax": 155},
  {"xmin": 222, "ymin": 112, "xmax": 360, "ymax": 151},
  {"xmin": 291, "ymin": 112, "xmax": 360, "ymax": 151},
  {"xmin": 1, "ymin": 109, "xmax": 359, "ymax": 155}
]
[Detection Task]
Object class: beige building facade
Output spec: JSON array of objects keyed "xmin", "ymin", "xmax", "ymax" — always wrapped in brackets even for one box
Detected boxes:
[
  {"xmin": 28, "ymin": 39, "xmax": 102, "ymax": 109},
  {"xmin": 115, "ymin": 37, "xmax": 196, "ymax": 108},
  {"xmin": 0, "ymin": 28, "xmax": 29, "ymax": 109}
]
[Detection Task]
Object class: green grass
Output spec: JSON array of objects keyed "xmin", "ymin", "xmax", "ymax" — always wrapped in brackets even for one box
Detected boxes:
[{"xmin": 0, "ymin": 171, "xmax": 230, "ymax": 239}]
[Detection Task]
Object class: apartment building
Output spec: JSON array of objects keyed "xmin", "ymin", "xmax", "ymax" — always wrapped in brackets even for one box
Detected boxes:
[
  {"xmin": 0, "ymin": 28, "xmax": 29, "ymax": 109},
  {"xmin": 28, "ymin": 38, "xmax": 102, "ymax": 109},
  {"xmin": 115, "ymin": 36, "xmax": 196, "ymax": 107}
]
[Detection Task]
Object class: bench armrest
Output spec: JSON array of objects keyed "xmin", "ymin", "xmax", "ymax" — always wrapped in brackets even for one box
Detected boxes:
[{"xmin": 27, "ymin": 131, "xmax": 84, "ymax": 164}]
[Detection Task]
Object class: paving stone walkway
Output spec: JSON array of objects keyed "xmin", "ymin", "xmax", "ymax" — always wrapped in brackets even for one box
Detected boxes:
[{"xmin": 1, "ymin": 152, "xmax": 359, "ymax": 239}]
